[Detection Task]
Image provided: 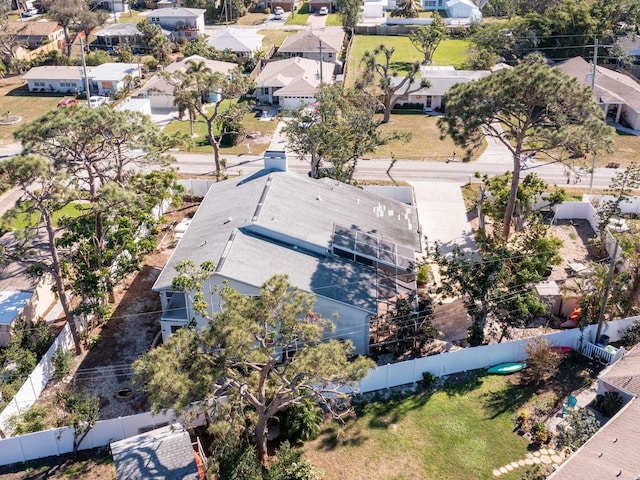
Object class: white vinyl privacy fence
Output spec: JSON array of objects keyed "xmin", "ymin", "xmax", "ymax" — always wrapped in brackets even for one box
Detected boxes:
[{"xmin": 358, "ymin": 317, "xmax": 637, "ymax": 393}]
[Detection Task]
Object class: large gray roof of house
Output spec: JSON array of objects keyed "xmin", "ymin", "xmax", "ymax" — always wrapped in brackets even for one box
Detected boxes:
[
  {"xmin": 110, "ymin": 423, "xmax": 199, "ymax": 480},
  {"xmin": 217, "ymin": 230, "xmax": 379, "ymax": 311},
  {"xmin": 154, "ymin": 170, "xmax": 421, "ymax": 308},
  {"xmin": 600, "ymin": 343, "xmax": 640, "ymax": 396},
  {"xmin": 278, "ymin": 27, "xmax": 345, "ymax": 54}
]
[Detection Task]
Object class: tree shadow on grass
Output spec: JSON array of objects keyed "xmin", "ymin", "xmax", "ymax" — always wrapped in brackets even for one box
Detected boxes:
[
  {"xmin": 439, "ymin": 370, "xmax": 485, "ymax": 397},
  {"xmin": 357, "ymin": 389, "xmax": 432, "ymax": 430},
  {"xmin": 316, "ymin": 420, "xmax": 368, "ymax": 451},
  {"xmin": 481, "ymin": 380, "xmax": 535, "ymax": 420},
  {"xmin": 390, "ymin": 61, "xmax": 417, "ymax": 74}
]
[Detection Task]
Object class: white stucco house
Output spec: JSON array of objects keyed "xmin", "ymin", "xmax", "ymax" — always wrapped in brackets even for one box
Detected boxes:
[
  {"xmin": 556, "ymin": 56, "xmax": 640, "ymax": 131},
  {"xmin": 142, "ymin": 7, "xmax": 206, "ymax": 39},
  {"xmin": 21, "ymin": 63, "xmax": 140, "ymax": 95},
  {"xmin": 255, "ymin": 57, "xmax": 334, "ymax": 110},
  {"xmin": 92, "ymin": 0, "xmax": 130, "ymax": 14},
  {"xmin": 136, "ymin": 55, "xmax": 237, "ymax": 111},
  {"xmin": 394, "ymin": 66, "xmax": 490, "ymax": 111},
  {"xmin": 153, "ymin": 164, "xmax": 421, "ymax": 355},
  {"xmin": 207, "ymin": 28, "xmax": 264, "ymax": 58}
]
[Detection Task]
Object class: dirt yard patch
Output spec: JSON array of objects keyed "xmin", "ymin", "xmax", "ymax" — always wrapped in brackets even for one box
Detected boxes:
[
  {"xmin": 0, "ymin": 448, "xmax": 115, "ymax": 480},
  {"xmin": 33, "ymin": 202, "xmax": 200, "ymax": 423}
]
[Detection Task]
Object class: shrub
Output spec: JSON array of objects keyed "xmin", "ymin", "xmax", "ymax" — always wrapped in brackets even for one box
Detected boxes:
[
  {"xmin": 620, "ymin": 318, "xmax": 640, "ymax": 347},
  {"xmin": 421, "ymin": 371, "xmax": 437, "ymax": 389},
  {"xmin": 531, "ymin": 422, "xmax": 548, "ymax": 444},
  {"xmin": 217, "ymin": 442, "xmax": 263, "ymax": 480},
  {"xmin": 8, "ymin": 405, "xmax": 49, "ymax": 435},
  {"xmin": 266, "ymin": 441, "xmax": 321, "ymax": 480},
  {"xmin": 522, "ymin": 337, "xmax": 561, "ymax": 385},
  {"xmin": 513, "ymin": 408, "xmax": 531, "ymax": 434},
  {"xmin": 52, "ymin": 347, "xmax": 74, "ymax": 379},
  {"xmin": 595, "ymin": 391, "xmax": 624, "ymax": 418},
  {"xmin": 556, "ymin": 408, "xmax": 600, "ymax": 451},
  {"xmin": 417, "ymin": 264, "xmax": 431, "ymax": 286},
  {"xmin": 276, "ymin": 398, "xmax": 323, "ymax": 443}
]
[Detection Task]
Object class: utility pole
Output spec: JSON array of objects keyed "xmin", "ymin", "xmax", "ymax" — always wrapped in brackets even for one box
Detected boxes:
[
  {"xmin": 80, "ymin": 38, "xmax": 91, "ymax": 108},
  {"xmin": 318, "ymin": 39, "xmax": 323, "ymax": 82},
  {"xmin": 594, "ymin": 233, "xmax": 620, "ymax": 345},
  {"xmin": 589, "ymin": 35, "xmax": 598, "ymax": 193}
]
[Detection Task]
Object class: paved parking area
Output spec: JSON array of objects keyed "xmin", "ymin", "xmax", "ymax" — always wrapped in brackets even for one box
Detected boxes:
[{"xmin": 410, "ymin": 180, "xmax": 476, "ymax": 255}]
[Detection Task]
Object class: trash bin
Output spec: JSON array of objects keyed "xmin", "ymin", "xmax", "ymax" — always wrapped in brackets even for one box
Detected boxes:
[{"xmin": 599, "ymin": 334, "xmax": 610, "ymax": 347}]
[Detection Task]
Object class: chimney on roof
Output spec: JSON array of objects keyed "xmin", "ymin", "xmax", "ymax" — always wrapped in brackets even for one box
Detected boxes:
[{"xmin": 263, "ymin": 150, "xmax": 288, "ymax": 172}]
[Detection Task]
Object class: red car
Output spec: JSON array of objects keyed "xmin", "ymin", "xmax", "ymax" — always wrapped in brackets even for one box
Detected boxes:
[{"xmin": 57, "ymin": 98, "xmax": 78, "ymax": 107}]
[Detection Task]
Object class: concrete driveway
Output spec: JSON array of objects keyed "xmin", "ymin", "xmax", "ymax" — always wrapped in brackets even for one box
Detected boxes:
[
  {"xmin": 410, "ymin": 181, "xmax": 476, "ymax": 255},
  {"xmin": 306, "ymin": 11, "xmax": 328, "ymax": 28}
]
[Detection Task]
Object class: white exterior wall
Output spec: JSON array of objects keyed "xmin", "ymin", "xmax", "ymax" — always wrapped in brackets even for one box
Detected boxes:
[
  {"xmin": 26, "ymin": 79, "xmax": 84, "ymax": 93},
  {"xmin": 281, "ymin": 95, "xmax": 315, "ymax": 110},
  {"xmin": 622, "ymin": 106, "xmax": 640, "ymax": 130}
]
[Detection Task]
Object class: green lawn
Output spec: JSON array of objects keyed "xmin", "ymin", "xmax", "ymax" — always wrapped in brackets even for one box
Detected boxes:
[
  {"xmin": 163, "ymin": 111, "xmax": 278, "ymax": 154},
  {"xmin": 286, "ymin": 2, "xmax": 310, "ymax": 25},
  {"xmin": 304, "ymin": 371, "xmax": 533, "ymax": 480},
  {"xmin": 326, "ymin": 13, "xmax": 343, "ymax": 26},
  {"xmin": 0, "ymin": 79, "xmax": 62, "ymax": 143},
  {"xmin": 258, "ymin": 29, "xmax": 296, "ymax": 50},
  {"xmin": 371, "ymin": 113, "xmax": 486, "ymax": 161},
  {"xmin": 346, "ymin": 36, "xmax": 470, "ymax": 86},
  {"xmin": 2, "ymin": 201, "xmax": 89, "ymax": 231}
]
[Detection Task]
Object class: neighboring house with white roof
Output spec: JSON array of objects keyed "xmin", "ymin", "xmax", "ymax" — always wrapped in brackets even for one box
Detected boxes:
[
  {"xmin": 556, "ymin": 56, "xmax": 640, "ymax": 130},
  {"xmin": 22, "ymin": 66, "xmax": 87, "ymax": 93},
  {"xmin": 22, "ymin": 63, "xmax": 141, "ymax": 95},
  {"xmin": 549, "ymin": 344, "xmax": 640, "ymax": 480},
  {"xmin": 94, "ymin": 23, "xmax": 172, "ymax": 51},
  {"xmin": 394, "ymin": 66, "xmax": 490, "ymax": 111},
  {"xmin": 153, "ymin": 166, "xmax": 421, "ymax": 355},
  {"xmin": 137, "ymin": 55, "xmax": 237, "ymax": 110},
  {"xmin": 207, "ymin": 27, "xmax": 264, "ymax": 58},
  {"xmin": 277, "ymin": 27, "xmax": 345, "ymax": 66},
  {"xmin": 255, "ymin": 57, "xmax": 334, "ymax": 110},
  {"xmin": 89, "ymin": 63, "xmax": 141, "ymax": 96},
  {"xmin": 0, "ymin": 235, "xmax": 57, "ymax": 348},
  {"xmin": 142, "ymin": 7, "xmax": 206, "ymax": 39}
]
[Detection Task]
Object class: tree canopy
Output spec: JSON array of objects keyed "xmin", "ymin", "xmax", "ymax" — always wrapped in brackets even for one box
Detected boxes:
[
  {"xmin": 409, "ymin": 13, "xmax": 447, "ymax": 65},
  {"xmin": 134, "ymin": 269, "xmax": 374, "ymax": 471},
  {"xmin": 438, "ymin": 55, "xmax": 614, "ymax": 239},
  {"xmin": 1, "ymin": 108, "xmax": 182, "ymax": 353},
  {"xmin": 283, "ymin": 84, "xmax": 389, "ymax": 182},
  {"xmin": 358, "ymin": 44, "xmax": 429, "ymax": 123},
  {"xmin": 164, "ymin": 61, "xmax": 253, "ymax": 180}
]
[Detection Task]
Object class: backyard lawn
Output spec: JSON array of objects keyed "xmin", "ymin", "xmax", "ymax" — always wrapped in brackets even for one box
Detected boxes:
[
  {"xmin": 0, "ymin": 78, "xmax": 60, "ymax": 144},
  {"xmin": 259, "ymin": 28, "xmax": 297, "ymax": 50},
  {"xmin": 346, "ymin": 36, "xmax": 470, "ymax": 86},
  {"xmin": 1, "ymin": 201, "xmax": 89, "ymax": 231},
  {"xmin": 304, "ymin": 371, "xmax": 532, "ymax": 480},
  {"xmin": 371, "ymin": 113, "xmax": 486, "ymax": 161}
]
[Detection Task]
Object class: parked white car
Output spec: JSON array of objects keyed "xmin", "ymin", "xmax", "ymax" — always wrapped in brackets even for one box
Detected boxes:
[
  {"xmin": 88, "ymin": 96, "xmax": 108, "ymax": 108},
  {"xmin": 21, "ymin": 8, "xmax": 38, "ymax": 17},
  {"xmin": 318, "ymin": 6, "xmax": 328, "ymax": 14},
  {"xmin": 273, "ymin": 6, "xmax": 284, "ymax": 14}
]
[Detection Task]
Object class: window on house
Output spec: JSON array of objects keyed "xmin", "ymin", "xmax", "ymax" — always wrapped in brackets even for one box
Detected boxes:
[
  {"xmin": 170, "ymin": 325, "xmax": 183, "ymax": 334},
  {"xmin": 425, "ymin": 0, "xmax": 436, "ymax": 5}
]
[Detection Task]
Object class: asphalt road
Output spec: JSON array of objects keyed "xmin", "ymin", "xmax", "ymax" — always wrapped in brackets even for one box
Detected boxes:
[{"xmin": 171, "ymin": 152, "xmax": 620, "ymax": 189}]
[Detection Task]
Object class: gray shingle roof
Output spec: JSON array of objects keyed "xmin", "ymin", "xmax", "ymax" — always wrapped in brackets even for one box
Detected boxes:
[
  {"xmin": 154, "ymin": 170, "xmax": 421, "ymax": 310},
  {"xmin": 556, "ymin": 57, "xmax": 640, "ymax": 113},
  {"xmin": 278, "ymin": 27, "xmax": 345, "ymax": 54},
  {"xmin": 110, "ymin": 423, "xmax": 200, "ymax": 480}
]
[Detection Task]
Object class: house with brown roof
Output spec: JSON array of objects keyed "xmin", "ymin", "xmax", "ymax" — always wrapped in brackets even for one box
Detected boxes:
[
  {"xmin": 549, "ymin": 344, "xmax": 640, "ymax": 479},
  {"xmin": 0, "ymin": 21, "xmax": 65, "ymax": 60},
  {"xmin": 137, "ymin": 55, "xmax": 238, "ymax": 110},
  {"xmin": 556, "ymin": 56, "xmax": 640, "ymax": 131},
  {"xmin": 255, "ymin": 56, "xmax": 334, "ymax": 110},
  {"xmin": 277, "ymin": 27, "xmax": 345, "ymax": 66}
]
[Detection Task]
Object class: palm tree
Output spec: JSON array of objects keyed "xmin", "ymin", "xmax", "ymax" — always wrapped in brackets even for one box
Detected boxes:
[{"xmin": 391, "ymin": 0, "xmax": 423, "ymax": 18}]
